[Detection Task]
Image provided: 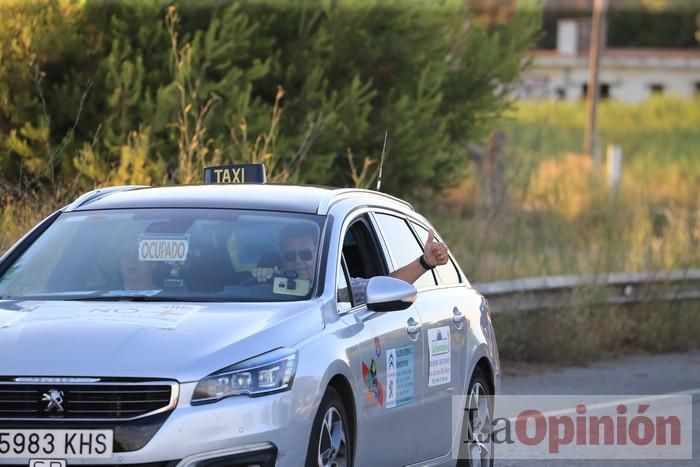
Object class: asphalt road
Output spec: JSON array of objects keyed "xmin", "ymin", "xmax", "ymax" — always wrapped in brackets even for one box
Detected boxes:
[{"xmin": 497, "ymin": 351, "xmax": 700, "ymax": 466}]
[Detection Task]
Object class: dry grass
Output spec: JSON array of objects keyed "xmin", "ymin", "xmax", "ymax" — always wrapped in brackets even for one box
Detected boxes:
[
  {"xmin": 494, "ymin": 300, "xmax": 700, "ymax": 364},
  {"xmin": 436, "ymin": 97, "xmax": 700, "ymax": 284},
  {"xmin": 432, "ymin": 97, "xmax": 700, "ymax": 363},
  {"xmin": 0, "ymin": 191, "xmax": 71, "ymax": 253}
]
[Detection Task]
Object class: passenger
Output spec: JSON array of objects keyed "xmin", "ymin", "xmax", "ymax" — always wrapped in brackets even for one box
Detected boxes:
[{"xmin": 117, "ymin": 237, "xmax": 157, "ymax": 291}]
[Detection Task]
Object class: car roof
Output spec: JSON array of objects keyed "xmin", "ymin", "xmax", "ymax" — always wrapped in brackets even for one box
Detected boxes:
[{"xmin": 66, "ymin": 184, "xmax": 413, "ymax": 215}]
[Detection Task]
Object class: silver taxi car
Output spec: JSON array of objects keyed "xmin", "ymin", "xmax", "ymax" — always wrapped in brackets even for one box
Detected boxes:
[{"xmin": 0, "ymin": 165, "xmax": 500, "ymax": 467}]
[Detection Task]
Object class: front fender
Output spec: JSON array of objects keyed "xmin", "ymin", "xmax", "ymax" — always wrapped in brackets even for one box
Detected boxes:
[{"xmin": 292, "ymin": 323, "xmax": 358, "ymax": 426}]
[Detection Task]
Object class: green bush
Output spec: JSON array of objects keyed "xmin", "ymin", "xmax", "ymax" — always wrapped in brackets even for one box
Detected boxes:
[{"xmin": 0, "ymin": 0, "xmax": 540, "ymax": 199}]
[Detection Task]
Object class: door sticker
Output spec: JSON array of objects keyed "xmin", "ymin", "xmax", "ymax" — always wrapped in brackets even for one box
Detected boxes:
[
  {"xmin": 0, "ymin": 302, "xmax": 200, "ymax": 330},
  {"xmin": 361, "ymin": 359, "xmax": 384, "ymax": 407},
  {"xmin": 386, "ymin": 344, "xmax": 414, "ymax": 409},
  {"xmin": 374, "ymin": 336, "xmax": 382, "ymax": 357},
  {"xmin": 428, "ymin": 326, "xmax": 451, "ymax": 386}
]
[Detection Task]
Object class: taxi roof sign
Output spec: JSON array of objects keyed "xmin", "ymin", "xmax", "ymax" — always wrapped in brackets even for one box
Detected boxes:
[{"xmin": 203, "ymin": 164, "xmax": 266, "ymax": 185}]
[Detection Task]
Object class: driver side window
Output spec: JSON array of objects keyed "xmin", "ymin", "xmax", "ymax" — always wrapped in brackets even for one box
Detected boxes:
[
  {"xmin": 342, "ymin": 218, "xmax": 387, "ymax": 279},
  {"xmin": 336, "ymin": 216, "xmax": 388, "ymax": 309}
]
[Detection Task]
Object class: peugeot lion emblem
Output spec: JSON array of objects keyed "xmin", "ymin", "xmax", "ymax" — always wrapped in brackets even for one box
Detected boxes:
[{"xmin": 42, "ymin": 389, "xmax": 65, "ymax": 414}]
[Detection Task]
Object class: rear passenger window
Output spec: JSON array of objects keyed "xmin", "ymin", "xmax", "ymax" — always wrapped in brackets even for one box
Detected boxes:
[
  {"xmin": 410, "ymin": 222, "xmax": 461, "ymax": 286},
  {"xmin": 374, "ymin": 213, "xmax": 436, "ymax": 289}
]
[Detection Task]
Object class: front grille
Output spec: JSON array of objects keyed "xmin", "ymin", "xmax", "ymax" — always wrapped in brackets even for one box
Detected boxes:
[{"xmin": 0, "ymin": 382, "xmax": 176, "ymax": 420}]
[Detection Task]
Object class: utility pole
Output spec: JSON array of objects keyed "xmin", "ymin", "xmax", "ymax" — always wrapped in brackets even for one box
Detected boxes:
[{"xmin": 584, "ymin": 0, "xmax": 607, "ymax": 156}]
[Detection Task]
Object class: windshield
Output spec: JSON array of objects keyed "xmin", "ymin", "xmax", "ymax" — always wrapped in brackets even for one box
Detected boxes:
[{"xmin": 0, "ymin": 209, "xmax": 325, "ymax": 302}]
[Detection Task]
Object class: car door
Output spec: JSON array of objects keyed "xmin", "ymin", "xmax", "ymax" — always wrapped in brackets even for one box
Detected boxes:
[
  {"xmin": 339, "ymin": 216, "xmax": 426, "ymax": 466},
  {"xmin": 372, "ymin": 212, "xmax": 461, "ymax": 462},
  {"xmin": 408, "ymin": 219, "xmax": 473, "ymax": 456}
]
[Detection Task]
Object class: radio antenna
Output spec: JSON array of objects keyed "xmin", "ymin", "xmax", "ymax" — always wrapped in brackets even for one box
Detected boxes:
[{"xmin": 376, "ymin": 129, "xmax": 389, "ymax": 191}]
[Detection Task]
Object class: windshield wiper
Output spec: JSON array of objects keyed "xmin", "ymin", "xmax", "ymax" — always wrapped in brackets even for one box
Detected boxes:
[
  {"xmin": 70, "ymin": 296, "xmax": 152, "ymax": 302},
  {"xmin": 67, "ymin": 295, "xmax": 222, "ymax": 302}
]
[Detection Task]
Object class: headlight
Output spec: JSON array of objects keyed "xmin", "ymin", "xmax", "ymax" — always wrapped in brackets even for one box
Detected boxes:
[{"xmin": 192, "ymin": 348, "xmax": 297, "ymax": 405}]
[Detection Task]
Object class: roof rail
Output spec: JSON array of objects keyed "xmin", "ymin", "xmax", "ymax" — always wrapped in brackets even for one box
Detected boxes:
[
  {"xmin": 63, "ymin": 185, "xmax": 149, "ymax": 212},
  {"xmin": 317, "ymin": 188, "xmax": 413, "ymax": 215}
]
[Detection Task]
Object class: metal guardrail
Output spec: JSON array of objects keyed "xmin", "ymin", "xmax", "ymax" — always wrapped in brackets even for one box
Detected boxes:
[{"xmin": 473, "ymin": 269, "xmax": 700, "ymax": 314}]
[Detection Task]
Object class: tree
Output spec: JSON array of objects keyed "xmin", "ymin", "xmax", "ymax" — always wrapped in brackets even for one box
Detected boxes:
[{"xmin": 0, "ymin": 0, "xmax": 541, "ymax": 200}]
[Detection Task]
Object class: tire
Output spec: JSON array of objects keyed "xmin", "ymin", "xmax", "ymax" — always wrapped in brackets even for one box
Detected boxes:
[
  {"xmin": 457, "ymin": 367, "xmax": 494, "ymax": 467},
  {"xmin": 305, "ymin": 386, "xmax": 354, "ymax": 467}
]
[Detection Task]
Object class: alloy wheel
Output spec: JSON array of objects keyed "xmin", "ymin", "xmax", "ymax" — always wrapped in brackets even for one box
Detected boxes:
[
  {"xmin": 317, "ymin": 406, "xmax": 348, "ymax": 467},
  {"xmin": 467, "ymin": 381, "xmax": 493, "ymax": 467}
]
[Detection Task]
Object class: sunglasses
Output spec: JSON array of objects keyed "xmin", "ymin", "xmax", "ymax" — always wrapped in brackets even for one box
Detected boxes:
[{"xmin": 282, "ymin": 249, "xmax": 314, "ymax": 262}]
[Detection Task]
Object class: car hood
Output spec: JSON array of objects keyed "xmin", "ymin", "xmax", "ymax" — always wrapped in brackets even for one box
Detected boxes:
[{"xmin": 0, "ymin": 299, "xmax": 323, "ymax": 382}]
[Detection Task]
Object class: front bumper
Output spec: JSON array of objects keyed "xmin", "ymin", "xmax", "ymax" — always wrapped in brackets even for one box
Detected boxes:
[
  {"xmin": 179, "ymin": 444, "xmax": 278, "ymax": 467},
  {"xmin": 0, "ymin": 383, "xmax": 314, "ymax": 467}
]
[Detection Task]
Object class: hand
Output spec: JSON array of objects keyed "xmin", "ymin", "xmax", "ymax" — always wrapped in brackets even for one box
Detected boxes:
[
  {"xmin": 423, "ymin": 230, "xmax": 448, "ymax": 267},
  {"xmin": 251, "ymin": 266, "xmax": 279, "ymax": 282}
]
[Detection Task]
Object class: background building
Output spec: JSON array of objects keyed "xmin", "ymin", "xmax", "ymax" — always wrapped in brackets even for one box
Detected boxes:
[{"xmin": 520, "ymin": 18, "xmax": 700, "ymax": 102}]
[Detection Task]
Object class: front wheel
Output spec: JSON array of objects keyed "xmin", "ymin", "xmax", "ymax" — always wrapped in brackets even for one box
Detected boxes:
[
  {"xmin": 305, "ymin": 387, "xmax": 353, "ymax": 467},
  {"xmin": 457, "ymin": 367, "xmax": 494, "ymax": 467}
]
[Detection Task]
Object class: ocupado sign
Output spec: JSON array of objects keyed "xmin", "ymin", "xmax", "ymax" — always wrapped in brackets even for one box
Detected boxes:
[{"xmin": 138, "ymin": 237, "xmax": 189, "ymax": 262}]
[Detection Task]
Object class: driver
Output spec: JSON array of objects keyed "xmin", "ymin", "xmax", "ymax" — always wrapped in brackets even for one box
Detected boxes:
[
  {"xmin": 251, "ymin": 223, "xmax": 449, "ymax": 303},
  {"xmin": 251, "ymin": 223, "xmax": 317, "ymax": 283}
]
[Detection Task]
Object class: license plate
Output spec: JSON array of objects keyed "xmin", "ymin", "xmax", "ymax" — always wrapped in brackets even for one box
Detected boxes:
[
  {"xmin": 0, "ymin": 430, "xmax": 112, "ymax": 458},
  {"xmin": 29, "ymin": 460, "xmax": 66, "ymax": 467}
]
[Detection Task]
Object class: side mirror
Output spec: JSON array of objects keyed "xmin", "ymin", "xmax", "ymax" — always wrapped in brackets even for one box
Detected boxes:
[{"xmin": 365, "ymin": 276, "xmax": 417, "ymax": 312}]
